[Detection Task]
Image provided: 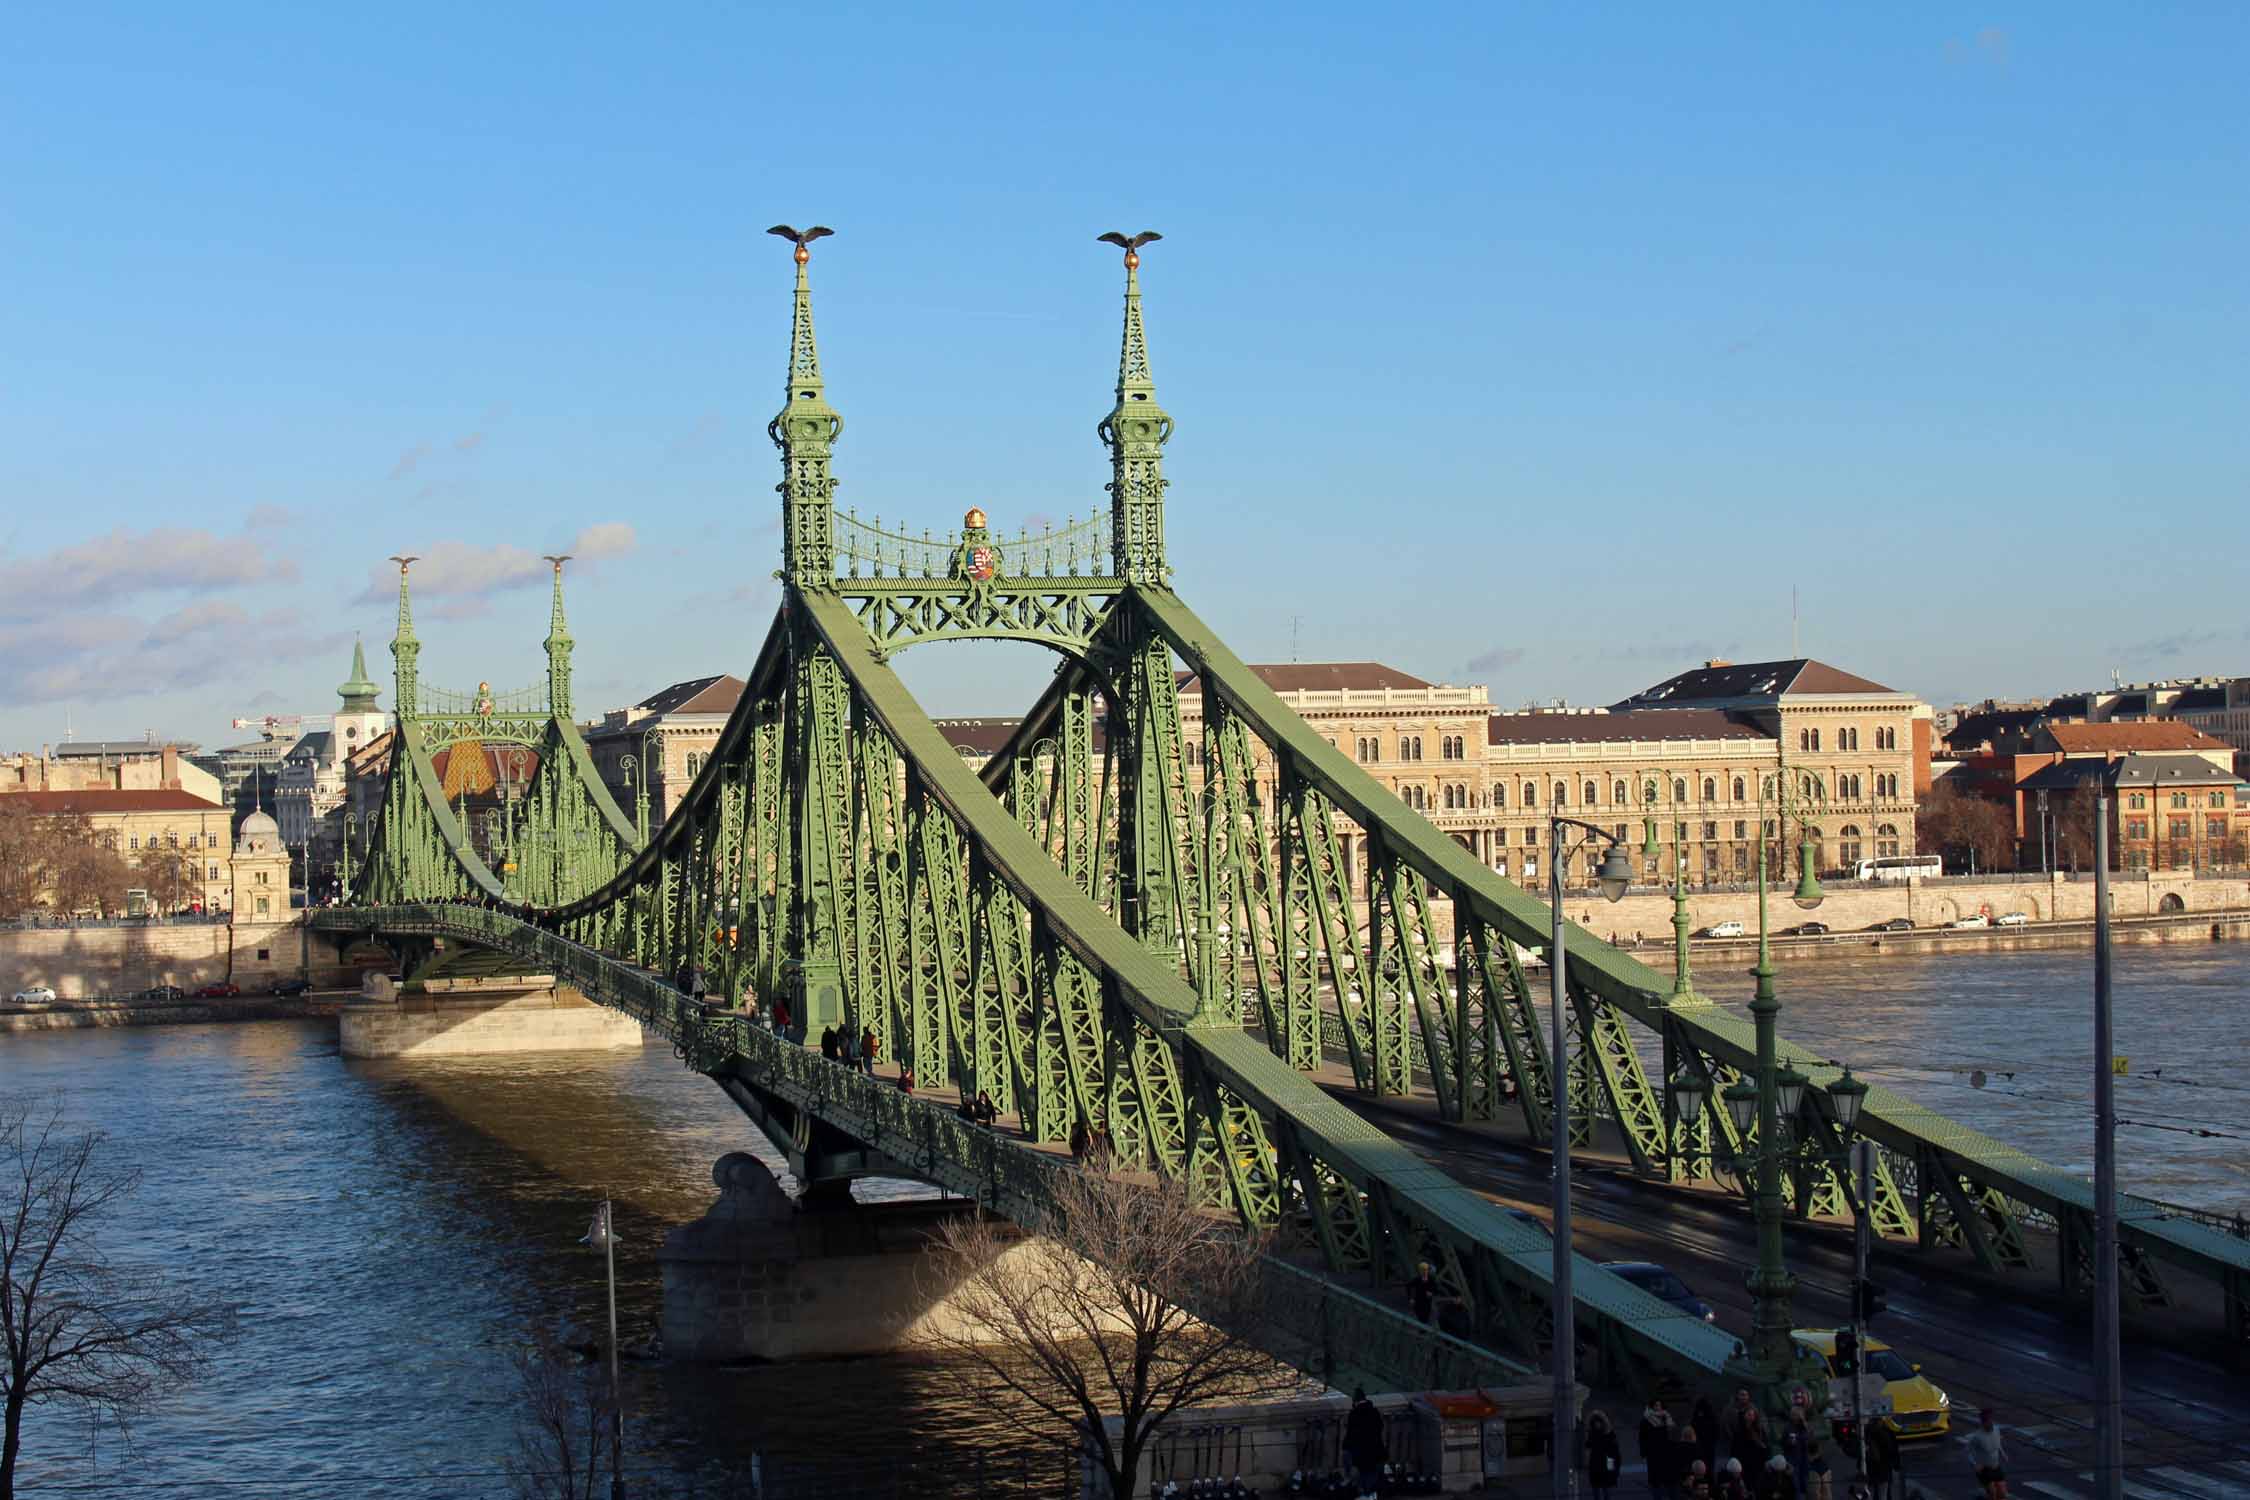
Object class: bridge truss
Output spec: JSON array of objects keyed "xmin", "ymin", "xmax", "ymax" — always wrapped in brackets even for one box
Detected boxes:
[{"xmin": 322, "ymin": 235, "xmax": 2248, "ymax": 1400}]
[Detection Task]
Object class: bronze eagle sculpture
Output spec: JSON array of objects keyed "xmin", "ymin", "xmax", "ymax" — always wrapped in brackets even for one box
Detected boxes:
[{"xmin": 765, "ymin": 225, "xmax": 834, "ymax": 247}]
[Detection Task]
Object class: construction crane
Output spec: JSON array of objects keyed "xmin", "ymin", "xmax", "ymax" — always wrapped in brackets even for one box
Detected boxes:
[{"xmin": 230, "ymin": 714, "xmax": 334, "ymax": 736}]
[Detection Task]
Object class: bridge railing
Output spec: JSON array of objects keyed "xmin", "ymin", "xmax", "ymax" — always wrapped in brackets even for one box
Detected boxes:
[{"xmin": 316, "ymin": 902, "xmax": 1533, "ymax": 1397}]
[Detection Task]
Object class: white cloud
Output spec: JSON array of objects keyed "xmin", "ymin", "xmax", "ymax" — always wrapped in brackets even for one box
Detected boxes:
[
  {"xmin": 353, "ymin": 523, "xmax": 639, "ymax": 604},
  {"xmin": 0, "ymin": 526, "xmax": 298, "ymax": 619}
]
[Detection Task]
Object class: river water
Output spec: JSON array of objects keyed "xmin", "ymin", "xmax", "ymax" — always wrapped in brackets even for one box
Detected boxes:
[{"xmin": 5, "ymin": 942, "xmax": 2245, "ymax": 1495}]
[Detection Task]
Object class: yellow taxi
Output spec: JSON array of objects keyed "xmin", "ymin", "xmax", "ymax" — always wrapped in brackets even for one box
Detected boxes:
[{"xmin": 1793, "ymin": 1328, "xmax": 1952, "ymax": 1441}]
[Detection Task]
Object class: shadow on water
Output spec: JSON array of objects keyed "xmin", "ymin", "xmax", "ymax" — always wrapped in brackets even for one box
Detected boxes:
[{"xmin": 3, "ymin": 1021, "xmax": 1070, "ymax": 1496}]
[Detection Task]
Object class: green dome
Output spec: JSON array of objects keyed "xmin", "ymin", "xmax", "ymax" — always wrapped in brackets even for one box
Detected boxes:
[{"xmin": 337, "ymin": 639, "xmax": 381, "ymax": 710}]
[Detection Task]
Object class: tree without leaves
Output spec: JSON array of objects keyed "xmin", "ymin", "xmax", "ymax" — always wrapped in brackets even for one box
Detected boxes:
[
  {"xmin": 1, "ymin": 1095, "xmax": 239, "ymax": 1500},
  {"xmin": 132, "ymin": 846, "xmax": 202, "ymax": 913},
  {"xmin": 505, "ymin": 1325, "xmax": 617, "ymax": 1500},
  {"xmin": 1915, "ymin": 784, "xmax": 2017, "ymax": 872},
  {"xmin": 920, "ymin": 1171, "xmax": 1298, "ymax": 1499}
]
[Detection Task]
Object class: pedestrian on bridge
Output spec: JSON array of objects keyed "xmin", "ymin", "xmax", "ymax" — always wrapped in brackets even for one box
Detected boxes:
[
  {"xmin": 840, "ymin": 1026, "xmax": 860, "ymax": 1069},
  {"xmin": 1586, "ymin": 1410, "xmax": 1624, "ymax": 1500},
  {"xmin": 1862, "ymin": 1420, "xmax": 1900, "ymax": 1500},
  {"xmin": 1689, "ymin": 1396, "xmax": 1720, "ymax": 1477},
  {"xmin": 860, "ymin": 1026, "xmax": 879, "ymax": 1075},
  {"xmin": 1344, "ymin": 1388, "xmax": 1385, "ymax": 1500},
  {"xmin": 1407, "ymin": 1261, "xmax": 1439, "ymax": 1324},
  {"xmin": 1719, "ymin": 1457, "xmax": 1750, "ymax": 1500},
  {"xmin": 1782, "ymin": 1394, "xmax": 1813, "ymax": 1495},
  {"xmin": 1964, "ymin": 1410, "xmax": 2007, "ymax": 1500},
  {"xmin": 821, "ymin": 1024, "xmax": 840, "ymax": 1061},
  {"xmin": 1637, "ymin": 1394, "xmax": 1676, "ymax": 1498},
  {"xmin": 1758, "ymin": 1452, "xmax": 1798, "ymax": 1500},
  {"xmin": 1728, "ymin": 1389, "xmax": 1771, "ymax": 1472}
]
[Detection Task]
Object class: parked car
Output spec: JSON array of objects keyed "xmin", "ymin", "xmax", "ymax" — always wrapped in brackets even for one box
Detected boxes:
[
  {"xmin": 1602, "ymin": 1260, "xmax": 1715, "ymax": 1322},
  {"xmin": 1700, "ymin": 920, "xmax": 1747, "ymax": 939},
  {"xmin": 268, "ymin": 978, "xmax": 311, "ymax": 996},
  {"xmin": 1793, "ymin": 1327, "xmax": 1951, "ymax": 1440},
  {"xmin": 191, "ymin": 982, "xmax": 241, "ymax": 998},
  {"xmin": 12, "ymin": 985, "xmax": 58, "ymax": 1004},
  {"xmin": 144, "ymin": 984, "xmax": 185, "ymax": 1001},
  {"xmin": 1951, "ymin": 914, "xmax": 1991, "ymax": 929},
  {"xmin": 1867, "ymin": 917, "xmax": 1914, "ymax": 932},
  {"xmin": 1784, "ymin": 920, "xmax": 1830, "ymax": 936},
  {"xmin": 1995, "ymin": 911, "xmax": 2031, "ymax": 928}
]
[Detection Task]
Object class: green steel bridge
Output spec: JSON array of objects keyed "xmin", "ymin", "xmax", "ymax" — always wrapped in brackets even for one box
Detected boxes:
[{"xmin": 313, "ymin": 233, "xmax": 2249, "ymax": 1400}]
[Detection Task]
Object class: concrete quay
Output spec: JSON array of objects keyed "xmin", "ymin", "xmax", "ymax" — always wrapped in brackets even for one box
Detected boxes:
[{"xmin": 338, "ymin": 975, "xmax": 643, "ymax": 1057}]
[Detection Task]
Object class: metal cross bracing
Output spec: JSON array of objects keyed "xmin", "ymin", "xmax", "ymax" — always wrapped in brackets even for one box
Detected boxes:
[{"xmin": 337, "ymin": 230, "xmax": 2250, "ymax": 1386}]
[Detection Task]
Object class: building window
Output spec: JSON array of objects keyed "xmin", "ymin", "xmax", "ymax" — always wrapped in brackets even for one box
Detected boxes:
[
  {"xmin": 1584, "ymin": 780, "xmax": 1598, "ymax": 806},
  {"xmin": 129, "ymin": 835, "xmax": 140, "ymax": 850},
  {"xmin": 2170, "ymin": 792, "xmax": 2189, "ymax": 809},
  {"xmin": 1702, "ymin": 821, "xmax": 1717, "ymax": 840},
  {"xmin": 1703, "ymin": 846, "xmax": 1719, "ymax": 873},
  {"xmin": 1493, "ymin": 784, "xmax": 1506, "ymax": 809},
  {"xmin": 1523, "ymin": 826, "xmax": 1540, "ymax": 844},
  {"xmin": 2168, "ymin": 818, "xmax": 2191, "ymax": 841},
  {"xmin": 2209, "ymin": 818, "xmax": 2228, "ymax": 841},
  {"xmin": 1732, "ymin": 777, "xmax": 1745, "ymax": 801},
  {"xmin": 2127, "ymin": 818, "xmax": 2149, "ymax": 839},
  {"xmin": 1524, "ymin": 783, "xmax": 1538, "ymax": 808},
  {"xmin": 1553, "ymin": 780, "xmax": 1568, "ymax": 807},
  {"xmin": 2129, "ymin": 793, "xmax": 2145, "ymax": 810},
  {"xmin": 1701, "ymin": 777, "xmax": 1716, "ymax": 802},
  {"xmin": 1643, "ymin": 780, "xmax": 1658, "ymax": 805},
  {"xmin": 1733, "ymin": 846, "xmax": 1748, "ymax": 873},
  {"xmin": 208, "ymin": 865, "xmax": 219, "ymax": 879},
  {"xmin": 256, "ymin": 871, "xmax": 270, "ymax": 886},
  {"xmin": 1612, "ymin": 780, "xmax": 1627, "ymax": 804},
  {"xmin": 1839, "ymin": 825, "xmax": 1863, "ymax": 866},
  {"xmin": 1734, "ymin": 820, "xmax": 1747, "ymax": 839},
  {"xmin": 256, "ymin": 948, "xmax": 270, "ymax": 961},
  {"xmin": 255, "ymin": 897, "xmax": 270, "ymax": 916},
  {"xmin": 1672, "ymin": 778, "xmax": 1687, "ymax": 804},
  {"xmin": 1876, "ymin": 824, "xmax": 1899, "ymax": 858}
]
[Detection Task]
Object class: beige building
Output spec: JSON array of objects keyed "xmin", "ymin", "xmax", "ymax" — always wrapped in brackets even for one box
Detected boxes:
[
  {"xmin": 1, "ymin": 743, "xmax": 221, "ymax": 804},
  {"xmin": 2, "ymin": 788, "xmax": 236, "ymax": 912},
  {"xmin": 585, "ymin": 675, "xmax": 745, "ymax": 823},
  {"xmin": 1177, "ymin": 657, "xmax": 1930, "ymax": 890},
  {"xmin": 229, "ymin": 809, "xmax": 292, "ymax": 919}
]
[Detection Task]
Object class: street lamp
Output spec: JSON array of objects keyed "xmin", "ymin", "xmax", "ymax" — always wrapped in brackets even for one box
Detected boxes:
[
  {"xmin": 1545, "ymin": 813, "xmax": 1632, "ymax": 1500},
  {"xmin": 1722, "ymin": 772, "xmax": 1829, "ymax": 1421}
]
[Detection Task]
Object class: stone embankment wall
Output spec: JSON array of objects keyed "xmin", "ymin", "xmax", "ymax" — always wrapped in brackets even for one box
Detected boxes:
[
  {"xmin": 0, "ymin": 917, "xmax": 343, "ymax": 999},
  {"xmin": 1478, "ymin": 870, "xmax": 2248, "ymax": 948}
]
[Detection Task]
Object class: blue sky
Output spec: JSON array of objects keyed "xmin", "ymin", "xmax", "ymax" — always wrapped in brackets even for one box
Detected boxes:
[{"xmin": 4, "ymin": 3, "xmax": 2244, "ymax": 751}]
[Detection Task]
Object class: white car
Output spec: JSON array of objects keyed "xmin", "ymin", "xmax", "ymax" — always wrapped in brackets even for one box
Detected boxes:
[
  {"xmin": 12, "ymin": 986, "xmax": 57, "ymax": 1004},
  {"xmin": 1951, "ymin": 914, "xmax": 1991, "ymax": 929},
  {"xmin": 1701, "ymin": 920, "xmax": 1746, "ymax": 939},
  {"xmin": 1995, "ymin": 911, "xmax": 2030, "ymax": 928}
]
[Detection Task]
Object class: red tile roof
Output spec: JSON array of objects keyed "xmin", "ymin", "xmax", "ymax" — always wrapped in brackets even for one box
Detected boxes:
[
  {"xmin": 3, "ymin": 789, "xmax": 227, "ymax": 815},
  {"xmin": 1177, "ymin": 662, "xmax": 1435, "ymax": 695},
  {"xmin": 1622, "ymin": 658, "xmax": 1898, "ymax": 706},
  {"xmin": 2041, "ymin": 722, "xmax": 2229, "ymax": 755}
]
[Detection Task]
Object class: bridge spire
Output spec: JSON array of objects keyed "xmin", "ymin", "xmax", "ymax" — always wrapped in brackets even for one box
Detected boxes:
[
  {"xmin": 387, "ymin": 554, "xmax": 420, "ymax": 720},
  {"xmin": 542, "ymin": 554, "xmax": 575, "ymax": 719},
  {"xmin": 1097, "ymin": 231, "xmax": 1171, "ymax": 584},
  {"xmin": 766, "ymin": 225, "xmax": 842, "ymax": 588}
]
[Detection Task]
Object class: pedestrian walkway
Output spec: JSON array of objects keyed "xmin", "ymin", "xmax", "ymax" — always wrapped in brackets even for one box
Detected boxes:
[{"xmin": 2006, "ymin": 1461, "xmax": 2250, "ymax": 1500}]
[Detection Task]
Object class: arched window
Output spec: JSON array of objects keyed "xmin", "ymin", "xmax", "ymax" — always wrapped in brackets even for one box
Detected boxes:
[
  {"xmin": 1672, "ymin": 778, "xmax": 1687, "ymax": 804},
  {"xmin": 1643, "ymin": 779, "xmax": 1659, "ymax": 805},
  {"xmin": 1876, "ymin": 823, "xmax": 1900, "ymax": 858},
  {"xmin": 1554, "ymin": 780, "xmax": 1568, "ymax": 807},
  {"xmin": 1493, "ymin": 784, "xmax": 1506, "ymax": 809},
  {"xmin": 1584, "ymin": 779, "xmax": 1598, "ymax": 806},
  {"xmin": 1732, "ymin": 776, "xmax": 1746, "ymax": 801},
  {"xmin": 1809, "ymin": 728, "xmax": 1821, "ymax": 752},
  {"xmin": 1839, "ymin": 824, "xmax": 1863, "ymax": 866},
  {"xmin": 1701, "ymin": 776, "xmax": 1716, "ymax": 802},
  {"xmin": 1524, "ymin": 782, "xmax": 1538, "ymax": 808},
  {"xmin": 1612, "ymin": 779, "xmax": 1627, "ymax": 804}
]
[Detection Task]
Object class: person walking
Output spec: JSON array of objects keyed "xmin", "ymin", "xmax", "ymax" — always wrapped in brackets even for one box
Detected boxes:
[
  {"xmin": 1757, "ymin": 1453, "xmax": 1797, "ymax": 1500},
  {"xmin": 1863, "ymin": 1421, "xmax": 1899, "ymax": 1500},
  {"xmin": 1586, "ymin": 1410, "xmax": 1624, "ymax": 1500},
  {"xmin": 1690, "ymin": 1398, "xmax": 1721, "ymax": 1479},
  {"xmin": 1638, "ymin": 1394, "xmax": 1677, "ymax": 1500},
  {"xmin": 840, "ymin": 1025, "xmax": 860, "ymax": 1071},
  {"xmin": 1781, "ymin": 1397, "xmax": 1813, "ymax": 1497},
  {"xmin": 820, "ymin": 1024, "xmax": 839, "ymax": 1061},
  {"xmin": 1344, "ymin": 1387, "xmax": 1386, "ymax": 1500},
  {"xmin": 1727, "ymin": 1393, "xmax": 1770, "ymax": 1473},
  {"xmin": 860, "ymin": 1026, "xmax": 879, "ymax": 1075},
  {"xmin": 1965, "ymin": 1410, "xmax": 2007, "ymax": 1500},
  {"xmin": 1407, "ymin": 1261, "xmax": 1439, "ymax": 1324}
]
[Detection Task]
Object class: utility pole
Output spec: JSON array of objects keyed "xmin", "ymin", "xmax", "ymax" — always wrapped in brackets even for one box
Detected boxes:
[{"xmin": 2093, "ymin": 799, "xmax": 2123, "ymax": 1499}]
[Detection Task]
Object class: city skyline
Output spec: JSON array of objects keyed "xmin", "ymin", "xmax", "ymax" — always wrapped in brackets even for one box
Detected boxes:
[{"xmin": 6, "ymin": 4, "xmax": 2246, "ymax": 749}]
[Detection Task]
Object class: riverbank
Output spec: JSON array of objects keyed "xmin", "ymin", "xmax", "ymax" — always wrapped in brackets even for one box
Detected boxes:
[
  {"xmin": 1677, "ymin": 907, "xmax": 2250, "ymax": 964},
  {"xmin": 0, "ymin": 991, "xmax": 350, "ymax": 1032}
]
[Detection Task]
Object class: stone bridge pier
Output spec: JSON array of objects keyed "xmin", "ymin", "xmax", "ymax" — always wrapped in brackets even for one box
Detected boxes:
[
  {"xmin": 339, "ymin": 971, "xmax": 643, "ymax": 1057},
  {"xmin": 660, "ymin": 1152, "xmax": 1041, "ymax": 1362}
]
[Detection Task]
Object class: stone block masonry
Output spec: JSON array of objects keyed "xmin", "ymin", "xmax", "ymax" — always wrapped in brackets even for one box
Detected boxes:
[
  {"xmin": 338, "ymin": 978, "xmax": 642, "ymax": 1057},
  {"xmin": 0, "ymin": 916, "xmax": 325, "ymax": 999}
]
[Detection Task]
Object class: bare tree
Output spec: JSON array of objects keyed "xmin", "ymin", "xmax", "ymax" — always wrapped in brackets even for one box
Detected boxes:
[
  {"xmin": 506, "ymin": 1326, "xmax": 617, "ymax": 1500},
  {"xmin": 921, "ymin": 1171, "xmax": 1296, "ymax": 1499},
  {"xmin": 1915, "ymin": 784, "xmax": 2017, "ymax": 872},
  {"xmin": 1, "ymin": 1096, "xmax": 238, "ymax": 1500},
  {"xmin": 132, "ymin": 846, "xmax": 201, "ymax": 914}
]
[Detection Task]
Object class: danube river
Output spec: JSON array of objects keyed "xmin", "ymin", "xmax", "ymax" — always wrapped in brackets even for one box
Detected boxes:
[{"xmin": 6, "ymin": 942, "xmax": 2245, "ymax": 1495}]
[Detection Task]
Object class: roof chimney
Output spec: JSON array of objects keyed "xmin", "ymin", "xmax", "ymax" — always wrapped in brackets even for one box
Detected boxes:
[
  {"xmin": 161, "ymin": 744, "xmax": 180, "ymax": 789},
  {"xmin": 1703, "ymin": 658, "xmax": 1733, "ymax": 669}
]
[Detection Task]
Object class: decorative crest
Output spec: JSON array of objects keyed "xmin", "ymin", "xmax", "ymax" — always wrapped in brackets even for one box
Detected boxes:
[
  {"xmin": 769, "ymin": 224, "xmax": 843, "ymax": 585},
  {"xmin": 766, "ymin": 224, "xmax": 834, "ymax": 265},
  {"xmin": 1096, "ymin": 229, "xmax": 1163, "ymax": 270},
  {"xmin": 1097, "ymin": 232, "xmax": 1171, "ymax": 582}
]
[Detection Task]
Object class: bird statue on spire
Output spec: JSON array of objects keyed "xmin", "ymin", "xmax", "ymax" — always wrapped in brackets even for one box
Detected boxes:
[
  {"xmin": 1097, "ymin": 230, "xmax": 1163, "ymax": 269},
  {"xmin": 767, "ymin": 224, "xmax": 834, "ymax": 264}
]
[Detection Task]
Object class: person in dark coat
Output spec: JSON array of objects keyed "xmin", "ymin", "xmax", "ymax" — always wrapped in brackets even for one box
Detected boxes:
[
  {"xmin": 1344, "ymin": 1388, "xmax": 1386, "ymax": 1499},
  {"xmin": 1691, "ymin": 1398, "xmax": 1722, "ymax": 1478},
  {"xmin": 1407, "ymin": 1261, "xmax": 1439, "ymax": 1324},
  {"xmin": 820, "ymin": 1024, "xmax": 839, "ymax": 1061},
  {"xmin": 1638, "ymin": 1396, "xmax": 1676, "ymax": 1498},
  {"xmin": 1781, "ymin": 1399, "xmax": 1813, "ymax": 1497},
  {"xmin": 1727, "ymin": 1391, "xmax": 1770, "ymax": 1472},
  {"xmin": 1586, "ymin": 1410, "xmax": 1624, "ymax": 1500},
  {"xmin": 1863, "ymin": 1421, "xmax": 1901, "ymax": 1500},
  {"xmin": 1757, "ymin": 1453, "xmax": 1798, "ymax": 1500}
]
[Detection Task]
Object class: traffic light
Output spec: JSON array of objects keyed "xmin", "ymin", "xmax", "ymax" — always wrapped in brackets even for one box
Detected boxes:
[
  {"xmin": 1854, "ymin": 1278, "xmax": 1887, "ymax": 1324},
  {"xmin": 1835, "ymin": 1327, "xmax": 1859, "ymax": 1376}
]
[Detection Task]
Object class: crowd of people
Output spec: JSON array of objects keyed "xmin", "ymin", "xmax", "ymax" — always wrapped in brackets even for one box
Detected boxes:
[{"xmin": 1618, "ymin": 1386, "xmax": 1977, "ymax": 1500}]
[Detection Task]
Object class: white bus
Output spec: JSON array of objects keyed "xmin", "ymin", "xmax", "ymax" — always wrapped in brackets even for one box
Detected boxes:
[{"xmin": 1856, "ymin": 856, "xmax": 1943, "ymax": 883}]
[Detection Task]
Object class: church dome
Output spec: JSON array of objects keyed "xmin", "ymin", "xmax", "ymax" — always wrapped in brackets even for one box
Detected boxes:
[{"xmin": 240, "ymin": 810, "xmax": 279, "ymax": 836}]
